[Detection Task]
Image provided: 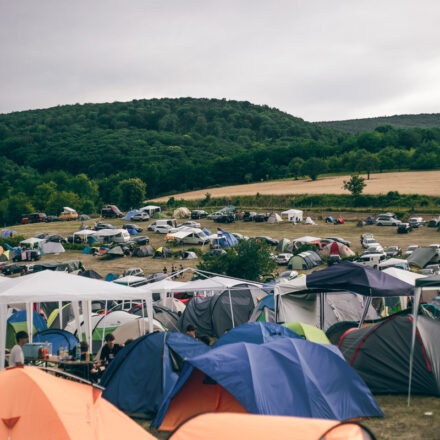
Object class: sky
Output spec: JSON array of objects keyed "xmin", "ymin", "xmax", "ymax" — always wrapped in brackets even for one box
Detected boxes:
[{"xmin": 1, "ymin": 0, "xmax": 439, "ymax": 121}]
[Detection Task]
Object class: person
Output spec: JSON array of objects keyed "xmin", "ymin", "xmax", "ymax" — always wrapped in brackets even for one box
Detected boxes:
[
  {"xmin": 9, "ymin": 331, "xmax": 28, "ymax": 367},
  {"xmin": 163, "ymin": 266, "xmax": 168, "ymax": 274},
  {"xmin": 100, "ymin": 333, "xmax": 123, "ymax": 366},
  {"xmin": 124, "ymin": 338, "xmax": 134, "ymax": 346},
  {"xmin": 185, "ymin": 324, "xmax": 196, "ymax": 338},
  {"xmin": 171, "ymin": 264, "xmax": 176, "ymax": 276},
  {"xmin": 79, "ymin": 340, "xmax": 89, "ymax": 361},
  {"xmin": 179, "ymin": 264, "xmax": 184, "ymax": 278}
]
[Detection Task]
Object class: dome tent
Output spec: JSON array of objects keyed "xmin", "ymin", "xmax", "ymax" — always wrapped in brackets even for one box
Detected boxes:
[{"xmin": 173, "ymin": 207, "xmax": 191, "ymax": 219}]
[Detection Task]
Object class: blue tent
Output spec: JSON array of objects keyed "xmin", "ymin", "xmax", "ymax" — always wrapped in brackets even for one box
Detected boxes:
[
  {"xmin": 1, "ymin": 230, "xmax": 17, "ymax": 238},
  {"xmin": 217, "ymin": 228, "xmax": 239, "ymax": 248},
  {"xmin": 213, "ymin": 322, "xmax": 300, "ymax": 348},
  {"xmin": 125, "ymin": 210, "xmax": 142, "ymax": 220},
  {"xmin": 202, "ymin": 227, "xmax": 212, "ymax": 236},
  {"xmin": 33, "ymin": 329, "xmax": 78, "ymax": 354},
  {"xmin": 303, "ymin": 261, "xmax": 413, "ymax": 297},
  {"xmin": 127, "ymin": 229, "xmax": 138, "ymax": 236},
  {"xmin": 8, "ymin": 310, "xmax": 47, "ymax": 333},
  {"xmin": 101, "ymin": 332, "xmax": 210, "ymax": 416},
  {"xmin": 153, "ymin": 338, "xmax": 383, "ymax": 428}
]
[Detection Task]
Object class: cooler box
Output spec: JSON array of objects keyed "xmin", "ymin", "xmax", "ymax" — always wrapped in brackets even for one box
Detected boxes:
[{"xmin": 22, "ymin": 342, "xmax": 52, "ymax": 359}]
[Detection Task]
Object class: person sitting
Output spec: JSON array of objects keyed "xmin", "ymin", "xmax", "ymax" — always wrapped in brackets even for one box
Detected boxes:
[
  {"xmin": 9, "ymin": 331, "xmax": 28, "ymax": 367},
  {"xmin": 100, "ymin": 333, "xmax": 123, "ymax": 366},
  {"xmin": 185, "ymin": 324, "xmax": 196, "ymax": 338}
]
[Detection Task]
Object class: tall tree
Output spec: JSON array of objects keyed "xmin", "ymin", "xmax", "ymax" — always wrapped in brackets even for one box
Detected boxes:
[
  {"xmin": 301, "ymin": 157, "xmax": 328, "ymax": 181},
  {"xmin": 343, "ymin": 175, "xmax": 366, "ymax": 197},
  {"xmin": 116, "ymin": 178, "xmax": 146, "ymax": 210}
]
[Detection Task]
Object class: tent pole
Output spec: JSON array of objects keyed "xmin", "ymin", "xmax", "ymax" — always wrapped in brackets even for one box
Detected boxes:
[
  {"xmin": 0, "ymin": 304, "xmax": 7, "ymax": 370},
  {"xmin": 228, "ymin": 289, "xmax": 235, "ymax": 328},
  {"xmin": 58, "ymin": 301, "xmax": 63, "ymax": 329},
  {"xmin": 358, "ymin": 295, "xmax": 372, "ymax": 328},
  {"xmin": 146, "ymin": 291, "xmax": 154, "ymax": 334},
  {"xmin": 26, "ymin": 302, "xmax": 33, "ymax": 343},
  {"xmin": 100, "ymin": 300, "xmax": 108, "ymax": 350},
  {"xmin": 408, "ymin": 287, "xmax": 421, "ymax": 406},
  {"xmin": 319, "ymin": 292, "xmax": 325, "ymax": 330},
  {"xmin": 274, "ymin": 286, "xmax": 279, "ymax": 323},
  {"xmin": 141, "ymin": 299, "xmax": 146, "ymax": 335}
]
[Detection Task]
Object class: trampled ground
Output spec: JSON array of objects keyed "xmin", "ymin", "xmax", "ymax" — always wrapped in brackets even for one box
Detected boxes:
[{"xmin": 151, "ymin": 170, "xmax": 440, "ymax": 201}]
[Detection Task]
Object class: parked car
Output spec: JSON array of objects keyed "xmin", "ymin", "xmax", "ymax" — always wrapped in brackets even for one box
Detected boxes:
[
  {"xmin": 123, "ymin": 224, "xmax": 143, "ymax": 233},
  {"xmin": 130, "ymin": 235, "xmax": 149, "ymax": 245},
  {"xmin": 425, "ymin": 264, "xmax": 440, "ymax": 274},
  {"xmin": 364, "ymin": 216, "xmax": 376, "ymax": 225},
  {"xmin": 385, "ymin": 246, "xmax": 402, "ymax": 257},
  {"xmin": 255, "ymin": 236, "xmax": 279, "ymax": 246},
  {"xmin": 376, "ymin": 214, "xmax": 401, "ymax": 226},
  {"xmin": 405, "ymin": 245, "xmax": 419, "ymax": 257},
  {"xmin": 207, "ymin": 212, "xmax": 223, "ymax": 220},
  {"xmin": 362, "ymin": 237, "xmax": 380, "ymax": 249},
  {"xmin": 154, "ymin": 224, "xmax": 178, "ymax": 234},
  {"xmin": 276, "ymin": 270, "xmax": 299, "ymax": 283},
  {"xmin": 147, "ymin": 219, "xmax": 177, "ymax": 231},
  {"xmin": 242, "ymin": 211, "xmax": 257, "ymax": 222},
  {"xmin": 276, "ymin": 253, "xmax": 293, "ymax": 265},
  {"xmin": 59, "ymin": 208, "xmax": 78, "ymax": 221},
  {"xmin": 131, "ymin": 212, "xmax": 150, "ymax": 222},
  {"xmin": 397, "ymin": 223, "xmax": 413, "ymax": 234},
  {"xmin": 254, "ymin": 213, "xmax": 269, "ymax": 222},
  {"xmin": 123, "ymin": 267, "xmax": 144, "ymax": 277},
  {"xmin": 101, "ymin": 205, "xmax": 124, "ymax": 218},
  {"xmin": 178, "ymin": 221, "xmax": 201, "ymax": 229},
  {"xmin": 45, "ymin": 215, "xmax": 60, "ymax": 222},
  {"xmin": 364, "ymin": 245, "xmax": 384, "ymax": 253},
  {"xmin": 408, "ymin": 217, "xmax": 425, "ymax": 228},
  {"xmin": 94, "ymin": 221, "xmax": 117, "ymax": 231},
  {"xmin": 191, "ymin": 210, "xmax": 208, "ymax": 219},
  {"xmin": 325, "ymin": 237, "xmax": 351, "ymax": 247},
  {"xmin": 214, "ymin": 214, "xmax": 235, "ymax": 223},
  {"xmin": 355, "ymin": 252, "xmax": 386, "ymax": 269},
  {"xmin": 428, "ymin": 217, "xmax": 440, "ymax": 228},
  {"xmin": 429, "ymin": 244, "xmax": 440, "ymax": 257},
  {"xmin": 21, "ymin": 212, "xmax": 47, "ymax": 224}
]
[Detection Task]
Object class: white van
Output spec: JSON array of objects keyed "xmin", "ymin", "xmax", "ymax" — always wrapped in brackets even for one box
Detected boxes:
[
  {"xmin": 355, "ymin": 252, "xmax": 386, "ymax": 269},
  {"xmin": 147, "ymin": 219, "xmax": 177, "ymax": 231},
  {"xmin": 95, "ymin": 229, "xmax": 131, "ymax": 244}
]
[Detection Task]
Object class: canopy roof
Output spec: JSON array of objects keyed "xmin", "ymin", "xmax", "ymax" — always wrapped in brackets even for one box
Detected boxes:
[
  {"xmin": 0, "ymin": 270, "xmax": 149, "ymax": 303},
  {"xmin": 277, "ymin": 261, "xmax": 414, "ymax": 297},
  {"xmin": 293, "ymin": 236, "xmax": 321, "ymax": 243},
  {"xmin": 382, "ymin": 267, "xmax": 425, "ymax": 286},
  {"xmin": 416, "ymin": 275, "xmax": 440, "ymax": 289}
]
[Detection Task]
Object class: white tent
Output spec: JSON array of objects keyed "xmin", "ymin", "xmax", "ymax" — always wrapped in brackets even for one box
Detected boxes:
[
  {"xmin": 267, "ymin": 213, "xmax": 282, "ymax": 224},
  {"xmin": 140, "ymin": 205, "xmax": 161, "ymax": 215},
  {"xmin": 293, "ymin": 236, "xmax": 321, "ymax": 243},
  {"xmin": 0, "ymin": 270, "xmax": 154, "ymax": 369},
  {"xmin": 173, "ymin": 207, "xmax": 191, "ymax": 219},
  {"xmin": 281, "ymin": 209, "xmax": 303, "ymax": 222},
  {"xmin": 41, "ymin": 242, "xmax": 65, "ymax": 255},
  {"xmin": 20, "ymin": 237, "xmax": 45, "ymax": 249},
  {"xmin": 304, "ymin": 217, "xmax": 316, "ymax": 225}
]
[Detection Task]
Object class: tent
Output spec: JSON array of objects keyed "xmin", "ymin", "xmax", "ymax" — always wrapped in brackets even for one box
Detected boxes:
[
  {"xmin": 101, "ymin": 332, "xmax": 210, "ymax": 417},
  {"xmin": 8, "ymin": 310, "xmax": 47, "ymax": 335},
  {"xmin": 407, "ymin": 247, "xmax": 437, "ymax": 268},
  {"xmin": 320, "ymin": 241, "xmax": 355, "ymax": 258},
  {"xmin": 339, "ymin": 314, "xmax": 440, "ymax": 395},
  {"xmin": 78, "ymin": 269, "xmax": 103, "ymax": 279},
  {"xmin": 276, "ymin": 238, "xmax": 292, "ymax": 253},
  {"xmin": 212, "ymin": 322, "xmax": 301, "ymax": 348},
  {"xmin": 168, "ymin": 413, "xmax": 375, "ymax": 440},
  {"xmin": 281, "ymin": 209, "xmax": 303, "ymax": 222},
  {"xmin": 181, "ymin": 251, "xmax": 197, "ymax": 260},
  {"xmin": 104, "ymin": 246, "xmax": 125, "ymax": 258},
  {"xmin": 133, "ymin": 245, "xmax": 154, "ymax": 257},
  {"xmin": 177, "ymin": 285, "xmax": 266, "ymax": 337},
  {"xmin": 173, "ymin": 207, "xmax": 191, "ymax": 219},
  {"xmin": 267, "ymin": 213, "xmax": 282, "ymax": 224},
  {"xmin": 154, "ymin": 247, "xmax": 172, "ymax": 258},
  {"xmin": 0, "ymin": 367, "xmax": 154, "ymax": 440},
  {"xmin": 304, "ymin": 216, "xmax": 316, "ymax": 225},
  {"xmin": 78, "ymin": 214, "xmax": 91, "ymax": 221},
  {"xmin": 47, "ymin": 303, "xmax": 76, "ymax": 329},
  {"xmin": 19, "ymin": 237, "xmax": 45, "ymax": 250},
  {"xmin": 288, "ymin": 251, "xmax": 322, "ymax": 270},
  {"xmin": 1, "ymin": 230, "xmax": 17, "ymax": 238},
  {"xmin": 41, "ymin": 241, "xmax": 65, "ymax": 255},
  {"xmin": 152, "ymin": 338, "xmax": 383, "ymax": 430},
  {"xmin": 33, "ymin": 329, "xmax": 78, "ymax": 354},
  {"xmin": 131, "ymin": 305, "xmax": 181, "ymax": 332},
  {"xmin": 283, "ymin": 321, "xmax": 330, "ymax": 344}
]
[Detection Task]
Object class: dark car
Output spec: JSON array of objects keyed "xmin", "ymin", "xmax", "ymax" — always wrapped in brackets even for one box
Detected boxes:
[
  {"xmin": 123, "ymin": 224, "xmax": 143, "ymax": 233},
  {"xmin": 214, "ymin": 214, "xmax": 235, "ymax": 223},
  {"xmin": 397, "ymin": 223, "xmax": 412, "ymax": 234},
  {"xmin": 385, "ymin": 246, "xmax": 402, "ymax": 257},
  {"xmin": 243, "ymin": 211, "xmax": 257, "ymax": 222},
  {"xmin": 130, "ymin": 235, "xmax": 150, "ymax": 245},
  {"xmin": 94, "ymin": 221, "xmax": 117, "ymax": 231},
  {"xmin": 21, "ymin": 212, "xmax": 47, "ymax": 224},
  {"xmin": 191, "ymin": 210, "xmax": 208, "ymax": 219},
  {"xmin": 101, "ymin": 205, "xmax": 123, "ymax": 218},
  {"xmin": 325, "ymin": 237, "xmax": 351, "ymax": 248},
  {"xmin": 254, "ymin": 213, "xmax": 269, "ymax": 222},
  {"xmin": 364, "ymin": 216, "xmax": 376, "ymax": 225},
  {"xmin": 45, "ymin": 215, "xmax": 60, "ymax": 222}
]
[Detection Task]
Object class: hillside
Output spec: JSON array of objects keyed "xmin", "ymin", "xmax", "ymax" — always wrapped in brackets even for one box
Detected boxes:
[
  {"xmin": 316, "ymin": 113, "xmax": 440, "ymax": 134},
  {"xmin": 1, "ymin": 97, "xmax": 440, "ymax": 226}
]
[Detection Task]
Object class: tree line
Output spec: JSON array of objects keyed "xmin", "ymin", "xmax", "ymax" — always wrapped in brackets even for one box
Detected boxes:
[{"xmin": 1, "ymin": 98, "xmax": 440, "ymax": 225}]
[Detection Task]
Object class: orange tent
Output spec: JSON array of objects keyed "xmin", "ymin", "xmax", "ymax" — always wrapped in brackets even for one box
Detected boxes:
[
  {"xmin": 169, "ymin": 413, "xmax": 375, "ymax": 440},
  {"xmin": 0, "ymin": 367, "xmax": 155, "ymax": 440}
]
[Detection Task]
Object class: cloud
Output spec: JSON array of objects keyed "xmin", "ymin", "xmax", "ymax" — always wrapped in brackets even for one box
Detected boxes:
[{"xmin": 1, "ymin": 0, "xmax": 439, "ymax": 120}]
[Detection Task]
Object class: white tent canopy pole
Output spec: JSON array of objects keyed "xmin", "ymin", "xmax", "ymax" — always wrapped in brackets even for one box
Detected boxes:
[{"xmin": 25, "ymin": 303, "xmax": 33, "ymax": 343}]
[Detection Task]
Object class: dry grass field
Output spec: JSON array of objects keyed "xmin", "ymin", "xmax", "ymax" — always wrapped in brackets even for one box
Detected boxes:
[{"xmin": 152, "ymin": 170, "xmax": 440, "ymax": 201}]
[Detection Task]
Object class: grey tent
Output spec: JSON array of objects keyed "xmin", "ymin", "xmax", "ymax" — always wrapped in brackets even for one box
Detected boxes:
[
  {"xmin": 133, "ymin": 245, "xmax": 154, "ymax": 257},
  {"xmin": 182, "ymin": 251, "xmax": 198, "ymax": 260},
  {"xmin": 178, "ymin": 284, "xmax": 267, "ymax": 337},
  {"xmin": 288, "ymin": 251, "xmax": 322, "ymax": 270},
  {"xmin": 276, "ymin": 238, "xmax": 292, "ymax": 253},
  {"xmin": 79, "ymin": 214, "xmax": 91, "ymax": 221},
  {"xmin": 408, "ymin": 247, "xmax": 437, "ymax": 268},
  {"xmin": 41, "ymin": 242, "xmax": 65, "ymax": 255},
  {"xmin": 339, "ymin": 315, "xmax": 440, "ymax": 395},
  {"xmin": 105, "ymin": 246, "xmax": 125, "ymax": 258},
  {"xmin": 132, "ymin": 304, "xmax": 180, "ymax": 332},
  {"xmin": 78, "ymin": 269, "xmax": 103, "ymax": 279}
]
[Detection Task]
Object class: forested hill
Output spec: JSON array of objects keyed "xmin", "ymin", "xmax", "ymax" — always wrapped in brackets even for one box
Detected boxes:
[
  {"xmin": 1, "ymin": 97, "xmax": 440, "ymax": 226},
  {"xmin": 317, "ymin": 113, "xmax": 440, "ymax": 134}
]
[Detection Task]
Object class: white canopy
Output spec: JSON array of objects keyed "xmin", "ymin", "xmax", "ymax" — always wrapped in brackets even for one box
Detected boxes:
[
  {"xmin": 293, "ymin": 236, "xmax": 321, "ymax": 243},
  {"xmin": 281, "ymin": 209, "xmax": 303, "ymax": 221},
  {"xmin": 73, "ymin": 230, "xmax": 96, "ymax": 237},
  {"xmin": 382, "ymin": 267, "xmax": 425, "ymax": 286},
  {"xmin": 161, "ymin": 275, "xmax": 258, "ymax": 293},
  {"xmin": 95, "ymin": 228, "xmax": 126, "ymax": 237}
]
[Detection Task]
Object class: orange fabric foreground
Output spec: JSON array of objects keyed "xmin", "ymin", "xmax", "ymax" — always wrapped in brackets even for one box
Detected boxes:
[
  {"xmin": 160, "ymin": 369, "xmax": 247, "ymax": 431},
  {"xmin": 0, "ymin": 366, "xmax": 154, "ymax": 440},
  {"xmin": 169, "ymin": 413, "xmax": 373, "ymax": 440}
]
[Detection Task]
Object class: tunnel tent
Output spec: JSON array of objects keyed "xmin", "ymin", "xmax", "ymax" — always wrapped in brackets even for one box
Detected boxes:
[
  {"xmin": 276, "ymin": 238, "xmax": 292, "ymax": 253},
  {"xmin": 288, "ymin": 251, "xmax": 323, "ymax": 270},
  {"xmin": 133, "ymin": 245, "xmax": 154, "ymax": 257}
]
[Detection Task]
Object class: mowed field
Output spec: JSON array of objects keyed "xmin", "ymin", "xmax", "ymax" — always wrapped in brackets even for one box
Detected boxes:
[
  {"xmin": 5, "ymin": 216, "xmax": 440, "ymax": 439},
  {"xmin": 152, "ymin": 170, "xmax": 440, "ymax": 201}
]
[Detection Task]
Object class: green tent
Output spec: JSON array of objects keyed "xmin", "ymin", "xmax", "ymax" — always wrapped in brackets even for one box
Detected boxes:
[
  {"xmin": 276, "ymin": 238, "xmax": 292, "ymax": 253},
  {"xmin": 283, "ymin": 322, "xmax": 330, "ymax": 344}
]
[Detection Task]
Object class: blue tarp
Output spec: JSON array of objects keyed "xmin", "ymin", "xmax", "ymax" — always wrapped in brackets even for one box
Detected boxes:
[
  {"xmin": 127, "ymin": 229, "xmax": 138, "ymax": 236},
  {"xmin": 305, "ymin": 261, "xmax": 414, "ymax": 297},
  {"xmin": 125, "ymin": 210, "xmax": 142, "ymax": 220},
  {"xmin": 33, "ymin": 329, "xmax": 78, "ymax": 353},
  {"xmin": 153, "ymin": 338, "xmax": 384, "ymax": 426},
  {"xmin": 105, "ymin": 273, "xmax": 119, "ymax": 282},
  {"xmin": 202, "ymin": 227, "xmax": 212, "ymax": 236},
  {"xmin": 1, "ymin": 230, "xmax": 17, "ymax": 238},
  {"xmin": 101, "ymin": 332, "xmax": 210, "ymax": 416},
  {"xmin": 217, "ymin": 228, "xmax": 239, "ymax": 248},
  {"xmin": 213, "ymin": 322, "xmax": 300, "ymax": 348},
  {"xmin": 8, "ymin": 310, "xmax": 47, "ymax": 332}
]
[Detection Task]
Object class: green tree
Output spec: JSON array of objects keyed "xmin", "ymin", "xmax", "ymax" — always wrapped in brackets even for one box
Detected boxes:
[
  {"xmin": 197, "ymin": 239, "xmax": 277, "ymax": 281},
  {"xmin": 357, "ymin": 152, "xmax": 380, "ymax": 179},
  {"xmin": 301, "ymin": 157, "xmax": 328, "ymax": 181},
  {"xmin": 46, "ymin": 191, "xmax": 81, "ymax": 215},
  {"xmin": 116, "ymin": 178, "xmax": 146, "ymax": 210},
  {"xmin": 343, "ymin": 175, "xmax": 366, "ymax": 197},
  {"xmin": 288, "ymin": 157, "xmax": 305, "ymax": 180},
  {"xmin": 4, "ymin": 193, "xmax": 35, "ymax": 225},
  {"xmin": 33, "ymin": 181, "xmax": 57, "ymax": 211}
]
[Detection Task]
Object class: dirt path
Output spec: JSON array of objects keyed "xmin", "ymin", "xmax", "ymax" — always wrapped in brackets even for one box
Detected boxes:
[{"xmin": 151, "ymin": 170, "xmax": 440, "ymax": 201}]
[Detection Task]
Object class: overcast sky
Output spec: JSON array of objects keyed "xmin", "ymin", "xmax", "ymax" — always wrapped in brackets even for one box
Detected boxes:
[{"xmin": 1, "ymin": 1, "xmax": 439, "ymax": 121}]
